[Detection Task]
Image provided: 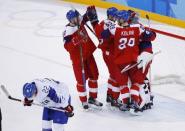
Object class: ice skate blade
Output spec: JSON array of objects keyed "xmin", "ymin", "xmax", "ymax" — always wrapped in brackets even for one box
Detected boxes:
[{"xmin": 88, "ymin": 104, "xmax": 103, "ymax": 111}]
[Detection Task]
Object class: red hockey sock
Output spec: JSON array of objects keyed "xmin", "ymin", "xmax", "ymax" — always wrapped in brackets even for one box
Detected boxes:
[
  {"xmin": 88, "ymin": 79, "xmax": 98, "ymax": 98},
  {"xmin": 107, "ymin": 79, "xmax": 113, "ymax": 96},
  {"xmin": 120, "ymin": 86, "xmax": 130, "ymax": 104},
  {"xmin": 112, "ymin": 84, "xmax": 120, "ymax": 100},
  {"xmin": 130, "ymin": 84, "xmax": 140, "ymax": 103},
  {"xmin": 77, "ymin": 83, "xmax": 87, "ymax": 102}
]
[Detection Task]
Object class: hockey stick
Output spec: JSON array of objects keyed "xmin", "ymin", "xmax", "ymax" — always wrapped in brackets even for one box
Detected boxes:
[
  {"xmin": 121, "ymin": 62, "xmax": 141, "ymax": 73},
  {"xmin": 146, "ymin": 14, "xmax": 153, "ymax": 92},
  {"xmin": 85, "ymin": 23, "xmax": 96, "ymax": 36},
  {"xmin": 121, "ymin": 50, "xmax": 161, "ymax": 73},
  {"xmin": 0, "ymin": 85, "xmax": 66, "ymax": 112},
  {"xmin": 70, "ymin": 7, "xmax": 87, "ymax": 91},
  {"xmin": 146, "ymin": 14, "xmax": 151, "ymax": 30}
]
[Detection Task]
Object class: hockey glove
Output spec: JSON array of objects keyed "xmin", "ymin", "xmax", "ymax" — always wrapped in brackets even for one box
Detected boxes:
[
  {"xmin": 140, "ymin": 29, "xmax": 156, "ymax": 42},
  {"xmin": 86, "ymin": 5, "xmax": 98, "ymax": 24},
  {"xmin": 137, "ymin": 52, "xmax": 153, "ymax": 73},
  {"xmin": 64, "ymin": 105, "xmax": 74, "ymax": 117},
  {"xmin": 23, "ymin": 97, "xmax": 33, "ymax": 106}
]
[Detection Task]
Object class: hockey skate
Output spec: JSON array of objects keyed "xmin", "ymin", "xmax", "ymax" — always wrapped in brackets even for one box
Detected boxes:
[
  {"xmin": 111, "ymin": 99, "xmax": 122, "ymax": 108},
  {"xmin": 82, "ymin": 102, "xmax": 89, "ymax": 110},
  {"xmin": 119, "ymin": 103, "xmax": 130, "ymax": 112},
  {"xmin": 88, "ymin": 97, "xmax": 103, "ymax": 107},
  {"xmin": 106, "ymin": 94, "xmax": 113, "ymax": 103},
  {"xmin": 141, "ymin": 103, "xmax": 151, "ymax": 111},
  {"xmin": 149, "ymin": 95, "xmax": 154, "ymax": 106},
  {"xmin": 129, "ymin": 101, "xmax": 143, "ymax": 116},
  {"xmin": 108, "ymin": 99, "xmax": 122, "ymax": 111},
  {"xmin": 142, "ymin": 95, "xmax": 154, "ymax": 111}
]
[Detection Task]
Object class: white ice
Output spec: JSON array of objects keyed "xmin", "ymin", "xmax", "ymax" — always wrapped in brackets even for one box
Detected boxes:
[{"xmin": 0, "ymin": 0, "xmax": 185, "ymax": 131}]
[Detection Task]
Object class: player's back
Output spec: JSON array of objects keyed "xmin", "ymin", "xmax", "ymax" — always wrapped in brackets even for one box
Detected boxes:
[
  {"xmin": 114, "ymin": 26, "xmax": 140, "ymax": 65},
  {"xmin": 33, "ymin": 78, "xmax": 70, "ymax": 108}
]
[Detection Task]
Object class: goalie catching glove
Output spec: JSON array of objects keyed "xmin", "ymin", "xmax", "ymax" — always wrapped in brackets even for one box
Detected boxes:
[{"xmin": 137, "ymin": 52, "xmax": 153, "ymax": 73}]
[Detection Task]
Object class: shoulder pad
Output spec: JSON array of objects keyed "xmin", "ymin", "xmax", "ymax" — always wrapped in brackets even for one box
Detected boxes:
[{"xmin": 63, "ymin": 25, "xmax": 78, "ymax": 37}]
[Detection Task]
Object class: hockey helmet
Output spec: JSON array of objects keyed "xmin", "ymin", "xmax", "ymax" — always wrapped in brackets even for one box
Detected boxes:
[
  {"xmin": 23, "ymin": 82, "xmax": 37, "ymax": 99},
  {"xmin": 66, "ymin": 9, "xmax": 79, "ymax": 21},
  {"xmin": 107, "ymin": 7, "xmax": 118, "ymax": 17},
  {"xmin": 116, "ymin": 10, "xmax": 129, "ymax": 22},
  {"xmin": 127, "ymin": 9, "xmax": 140, "ymax": 24}
]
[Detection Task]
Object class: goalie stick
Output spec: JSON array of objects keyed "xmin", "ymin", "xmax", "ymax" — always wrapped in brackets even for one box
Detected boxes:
[
  {"xmin": 146, "ymin": 14, "xmax": 151, "ymax": 30},
  {"xmin": 0, "ymin": 85, "xmax": 66, "ymax": 112},
  {"xmin": 121, "ymin": 50, "xmax": 161, "ymax": 73},
  {"xmin": 145, "ymin": 14, "xmax": 153, "ymax": 93}
]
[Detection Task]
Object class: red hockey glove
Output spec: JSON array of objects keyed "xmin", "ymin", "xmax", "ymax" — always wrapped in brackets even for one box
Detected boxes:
[
  {"xmin": 23, "ymin": 98, "xmax": 33, "ymax": 106},
  {"xmin": 64, "ymin": 105, "xmax": 74, "ymax": 117}
]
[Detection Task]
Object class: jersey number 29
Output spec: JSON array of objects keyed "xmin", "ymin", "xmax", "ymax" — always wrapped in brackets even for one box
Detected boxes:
[{"xmin": 119, "ymin": 38, "xmax": 135, "ymax": 50}]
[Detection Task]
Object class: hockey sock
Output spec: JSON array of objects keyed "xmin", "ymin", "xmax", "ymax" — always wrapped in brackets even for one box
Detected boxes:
[{"xmin": 88, "ymin": 79, "xmax": 98, "ymax": 98}]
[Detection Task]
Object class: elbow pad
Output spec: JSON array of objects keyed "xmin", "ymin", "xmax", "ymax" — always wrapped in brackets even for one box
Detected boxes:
[{"xmin": 63, "ymin": 35, "xmax": 72, "ymax": 44}]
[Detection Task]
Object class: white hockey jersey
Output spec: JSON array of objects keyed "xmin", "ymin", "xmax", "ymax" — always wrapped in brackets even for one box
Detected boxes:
[{"xmin": 31, "ymin": 78, "xmax": 70, "ymax": 108}]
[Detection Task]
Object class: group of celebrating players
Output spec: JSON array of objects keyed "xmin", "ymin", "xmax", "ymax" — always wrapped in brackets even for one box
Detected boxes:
[{"xmin": 63, "ymin": 5, "xmax": 156, "ymax": 115}]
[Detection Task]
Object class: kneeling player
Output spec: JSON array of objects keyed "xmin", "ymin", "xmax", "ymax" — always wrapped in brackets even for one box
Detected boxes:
[{"xmin": 22, "ymin": 78, "xmax": 74, "ymax": 131}]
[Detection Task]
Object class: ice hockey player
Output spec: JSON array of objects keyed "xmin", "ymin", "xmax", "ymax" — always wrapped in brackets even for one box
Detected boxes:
[
  {"xmin": 102, "ymin": 10, "xmax": 155, "ymax": 114},
  {"xmin": 86, "ymin": 6, "xmax": 123, "ymax": 107},
  {"xmin": 63, "ymin": 8, "xmax": 103, "ymax": 110},
  {"xmin": 22, "ymin": 78, "xmax": 74, "ymax": 131},
  {"xmin": 127, "ymin": 9, "xmax": 156, "ymax": 110}
]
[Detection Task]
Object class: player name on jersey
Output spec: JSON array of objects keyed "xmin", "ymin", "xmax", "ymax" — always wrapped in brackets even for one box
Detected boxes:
[{"xmin": 121, "ymin": 30, "xmax": 135, "ymax": 36}]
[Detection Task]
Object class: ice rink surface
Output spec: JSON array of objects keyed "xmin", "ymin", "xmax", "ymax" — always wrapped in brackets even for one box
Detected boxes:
[{"xmin": 0, "ymin": 0, "xmax": 185, "ymax": 131}]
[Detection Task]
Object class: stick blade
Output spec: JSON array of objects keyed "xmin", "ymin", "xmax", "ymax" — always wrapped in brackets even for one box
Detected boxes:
[
  {"xmin": 0, "ymin": 85, "xmax": 10, "ymax": 97},
  {"xmin": 146, "ymin": 14, "xmax": 149, "ymax": 20}
]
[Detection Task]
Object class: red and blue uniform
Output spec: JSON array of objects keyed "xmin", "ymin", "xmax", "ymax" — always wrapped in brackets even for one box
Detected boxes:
[
  {"xmin": 63, "ymin": 16, "xmax": 99, "ymax": 103},
  {"xmin": 93, "ymin": 19, "xmax": 122, "ymax": 101}
]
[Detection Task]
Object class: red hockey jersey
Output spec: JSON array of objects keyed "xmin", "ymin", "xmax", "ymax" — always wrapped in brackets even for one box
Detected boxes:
[
  {"xmin": 63, "ymin": 23, "xmax": 96, "ymax": 64},
  {"xmin": 93, "ymin": 19, "xmax": 115, "ymax": 55},
  {"xmin": 113, "ymin": 27, "xmax": 140, "ymax": 65}
]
